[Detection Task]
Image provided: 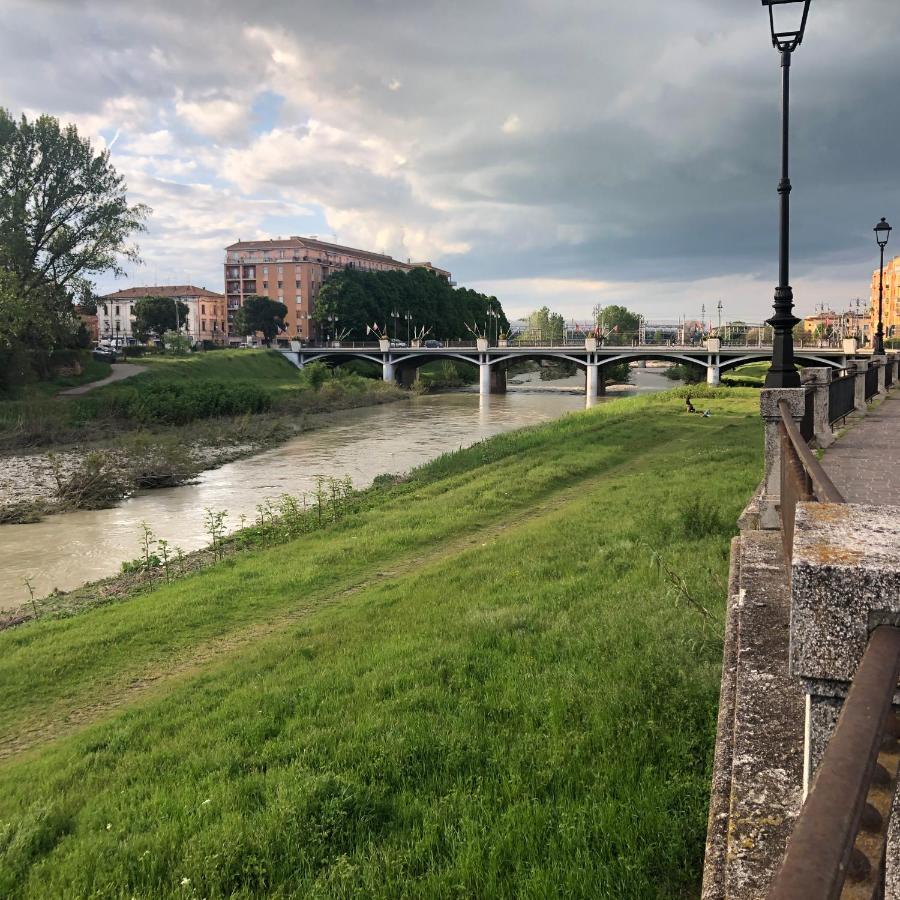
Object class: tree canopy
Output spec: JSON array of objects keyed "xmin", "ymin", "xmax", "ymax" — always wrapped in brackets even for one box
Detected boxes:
[
  {"xmin": 314, "ymin": 268, "xmax": 508, "ymax": 342},
  {"xmin": 132, "ymin": 296, "xmax": 190, "ymax": 340},
  {"xmin": 592, "ymin": 304, "xmax": 641, "ymax": 345},
  {"xmin": 232, "ymin": 295, "xmax": 288, "ymax": 345},
  {"xmin": 0, "ymin": 110, "xmax": 149, "ymax": 389},
  {"xmin": 524, "ymin": 306, "xmax": 565, "ymax": 343}
]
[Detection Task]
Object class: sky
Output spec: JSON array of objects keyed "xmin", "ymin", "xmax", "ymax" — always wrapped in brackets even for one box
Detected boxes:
[{"xmin": 1, "ymin": 0, "xmax": 898, "ymax": 323}]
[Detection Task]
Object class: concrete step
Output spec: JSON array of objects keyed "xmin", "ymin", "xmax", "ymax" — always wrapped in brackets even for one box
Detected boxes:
[{"xmin": 702, "ymin": 530, "xmax": 805, "ymax": 899}]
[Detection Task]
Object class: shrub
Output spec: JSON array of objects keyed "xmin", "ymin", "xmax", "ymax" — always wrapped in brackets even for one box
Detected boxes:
[{"xmin": 97, "ymin": 379, "xmax": 273, "ymax": 425}]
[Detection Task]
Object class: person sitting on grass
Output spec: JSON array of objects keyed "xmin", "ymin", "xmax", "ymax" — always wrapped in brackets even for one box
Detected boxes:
[{"xmin": 685, "ymin": 396, "xmax": 697, "ymax": 414}]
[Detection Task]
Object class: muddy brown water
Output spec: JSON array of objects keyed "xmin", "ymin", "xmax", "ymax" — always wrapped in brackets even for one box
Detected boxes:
[{"xmin": 0, "ymin": 370, "xmax": 676, "ymax": 607}]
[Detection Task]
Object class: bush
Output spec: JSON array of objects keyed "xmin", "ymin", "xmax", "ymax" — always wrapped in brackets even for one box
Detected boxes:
[{"xmin": 95, "ymin": 379, "xmax": 273, "ymax": 425}]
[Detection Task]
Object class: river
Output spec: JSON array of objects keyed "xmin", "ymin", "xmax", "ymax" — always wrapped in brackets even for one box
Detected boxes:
[{"xmin": 0, "ymin": 368, "xmax": 676, "ymax": 608}]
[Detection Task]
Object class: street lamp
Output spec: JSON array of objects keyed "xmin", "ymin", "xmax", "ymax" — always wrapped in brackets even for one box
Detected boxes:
[
  {"xmin": 761, "ymin": 0, "xmax": 812, "ymax": 389},
  {"xmin": 873, "ymin": 217, "xmax": 892, "ymax": 355}
]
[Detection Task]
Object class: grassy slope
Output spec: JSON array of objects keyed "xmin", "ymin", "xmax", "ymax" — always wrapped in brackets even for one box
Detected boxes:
[{"xmin": 0, "ymin": 391, "xmax": 762, "ymax": 898}]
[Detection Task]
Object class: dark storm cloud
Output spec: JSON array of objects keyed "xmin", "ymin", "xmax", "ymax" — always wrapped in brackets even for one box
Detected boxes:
[{"xmin": 0, "ymin": 0, "xmax": 898, "ymax": 314}]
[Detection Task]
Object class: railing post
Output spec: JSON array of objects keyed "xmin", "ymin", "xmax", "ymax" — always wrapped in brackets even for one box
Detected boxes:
[
  {"xmin": 800, "ymin": 367, "xmax": 833, "ymax": 449},
  {"xmin": 790, "ymin": 502, "xmax": 900, "ymax": 893},
  {"xmin": 851, "ymin": 359, "xmax": 868, "ymax": 413},
  {"xmin": 889, "ymin": 352, "xmax": 899, "ymax": 386},
  {"xmin": 759, "ymin": 388, "xmax": 806, "ymax": 529},
  {"xmin": 872, "ymin": 355, "xmax": 888, "ymax": 397}
]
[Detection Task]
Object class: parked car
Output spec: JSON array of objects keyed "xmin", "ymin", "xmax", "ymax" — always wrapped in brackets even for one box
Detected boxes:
[
  {"xmin": 390, "ymin": 339, "xmax": 407, "ymax": 348},
  {"xmin": 424, "ymin": 339, "xmax": 443, "ymax": 349},
  {"xmin": 92, "ymin": 345, "xmax": 118, "ymax": 363}
]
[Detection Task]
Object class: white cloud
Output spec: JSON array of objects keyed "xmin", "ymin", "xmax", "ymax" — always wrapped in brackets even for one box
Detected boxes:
[
  {"xmin": 174, "ymin": 91, "xmax": 249, "ymax": 141},
  {"xmin": 501, "ymin": 114, "xmax": 521, "ymax": 135}
]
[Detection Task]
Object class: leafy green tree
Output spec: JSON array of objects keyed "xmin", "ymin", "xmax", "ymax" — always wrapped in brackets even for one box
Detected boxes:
[
  {"xmin": 132, "ymin": 296, "xmax": 190, "ymax": 340},
  {"xmin": 592, "ymin": 304, "xmax": 640, "ymax": 346},
  {"xmin": 525, "ymin": 306, "xmax": 565, "ymax": 343},
  {"xmin": 314, "ymin": 268, "xmax": 508, "ymax": 342},
  {"xmin": 232, "ymin": 295, "xmax": 288, "ymax": 345},
  {"xmin": 0, "ymin": 110, "xmax": 149, "ymax": 301},
  {"xmin": 162, "ymin": 330, "xmax": 191, "ymax": 355}
]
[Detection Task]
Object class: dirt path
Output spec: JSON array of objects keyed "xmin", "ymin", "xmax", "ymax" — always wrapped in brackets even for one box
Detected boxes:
[{"xmin": 59, "ymin": 363, "xmax": 147, "ymax": 395}]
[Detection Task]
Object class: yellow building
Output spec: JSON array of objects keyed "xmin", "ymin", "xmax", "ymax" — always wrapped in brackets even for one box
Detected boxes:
[
  {"xmin": 801, "ymin": 309, "xmax": 871, "ymax": 344},
  {"xmin": 870, "ymin": 255, "xmax": 900, "ymax": 342}
]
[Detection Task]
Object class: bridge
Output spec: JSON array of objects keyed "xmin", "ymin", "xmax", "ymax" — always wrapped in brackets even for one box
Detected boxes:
[{"xmin": 282, "ymin": 338, "xmax": 862, "ymax": 395}]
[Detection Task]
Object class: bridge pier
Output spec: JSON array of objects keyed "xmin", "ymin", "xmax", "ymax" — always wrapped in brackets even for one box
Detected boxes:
[
  {"xmin": 382, "ymin": 359, "xmax": 395, "ymax": 384},
  {"xmin": 707, "ymin": 354, "xmax": 720, "ymax": 386},
  {"xmin": 585, "ymin": 363, "xmax": 600, "ymax": 397},
  {"xmin": 397, "ymin": 363, "xmax": 418, "ymax": 388},
  {"xmin": 479, "ymin": 361, "xmax": 490, "ymax": 396},
  {"xmin": 490, "ymin": 363, "xmax": 506, "ymax": 394}
]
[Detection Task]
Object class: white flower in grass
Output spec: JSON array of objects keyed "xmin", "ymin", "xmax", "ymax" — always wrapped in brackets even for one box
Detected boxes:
[
  {"xmin": 106, "ymin": 823, "xmax": 112, "ymax": 830},
  {"xmin": 180, "ymin": 876, "xmax": 191, "ymax": 886}
]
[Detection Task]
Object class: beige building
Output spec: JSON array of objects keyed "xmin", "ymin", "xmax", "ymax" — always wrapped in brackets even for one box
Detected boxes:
[
  {"xmin": 224, "ymin": 236, "xmax": 451, "ymax": 344},
  {"xmin": 870, "ymin": 256, "xmax": 900, "ymax": 342},
  {"xmin": 802, "ymin": 308, "xmax": 871, "ymax": 345},
  {"xmin": 100, "ymin": 286, "xmax": 227, "ymax": 345}
]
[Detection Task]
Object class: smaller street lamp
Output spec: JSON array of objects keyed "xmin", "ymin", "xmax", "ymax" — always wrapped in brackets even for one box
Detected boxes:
[{"xmin": 873, "ymin": 217, "xmax": 892, "ymax": 355}]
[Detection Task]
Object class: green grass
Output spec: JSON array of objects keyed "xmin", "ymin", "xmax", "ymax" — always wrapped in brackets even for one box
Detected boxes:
[
  {"xmin": 119, "ymin": 349, "xmax": 306, "ymax": 394},
  {"xmin": 0, "ymin": 390, "xmax": 762, "ymax": 898}
]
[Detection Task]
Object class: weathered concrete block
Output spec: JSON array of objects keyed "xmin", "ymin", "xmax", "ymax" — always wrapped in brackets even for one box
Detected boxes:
[
  {"xmin": 800, "ymin": 367, "xmax": 834, "ymax": 449},
  {"xmin": 759, "ymin": 388, "xmax": 806, "ymax": 529}
]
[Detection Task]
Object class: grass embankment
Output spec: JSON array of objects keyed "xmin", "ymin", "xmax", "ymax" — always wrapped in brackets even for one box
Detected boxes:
[
  {"xmin": 721, "ymin": 362, "xmax": 768, "ymax": 387},
  {"xmin": 0, "ymin": 390, "xmax": 762, "ymax": 898}
]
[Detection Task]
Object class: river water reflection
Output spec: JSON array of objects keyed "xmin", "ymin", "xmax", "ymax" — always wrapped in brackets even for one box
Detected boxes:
[{"xmin": 0, "ymin": 369, "xmax": 675, "ymax": 607}]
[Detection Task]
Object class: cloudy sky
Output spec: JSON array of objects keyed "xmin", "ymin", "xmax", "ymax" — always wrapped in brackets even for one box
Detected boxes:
[{"xmin": 2, "ymin": 0, "xmax": 898, "ymax": 322}]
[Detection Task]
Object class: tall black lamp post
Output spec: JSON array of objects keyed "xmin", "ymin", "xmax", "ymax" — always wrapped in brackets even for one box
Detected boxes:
[
  {"xmin": 873, "ymin": 217, "xmax": 892, "ymax": 355},
  {"xmin": 761, "ymin": 0, "xmax": 812, "ymax": 389}
]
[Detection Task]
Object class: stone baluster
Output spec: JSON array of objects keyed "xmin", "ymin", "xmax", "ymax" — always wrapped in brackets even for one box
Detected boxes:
[
  {"xmin": 851, "ymin": 359, "xmax": 868, "ymax": 413},
  {"xmin": 758, "ymin": 388, "xmax": 806, "ymax": 529},
  {"xmin": 800, "ymin": 367, "xmax": 833, "ymax": 449},
  {"xmin": 872, "ymin": 354, "xmax": 888, "ymax": 397}
]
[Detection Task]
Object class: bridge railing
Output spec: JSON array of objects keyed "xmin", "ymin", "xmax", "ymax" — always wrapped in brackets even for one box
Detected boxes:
[
  {"xmin": 767, "ymin": 625, "xmax": 900, "ymax": 899},
  {"xmin": 828, "ymin": 371, "xmax": 856, "ymax": 426}
]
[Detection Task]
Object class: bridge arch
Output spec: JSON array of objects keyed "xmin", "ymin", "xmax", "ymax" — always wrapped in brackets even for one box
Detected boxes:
[
  {"xmin": 588, "ymin": 352, "xmax": 708, "ymax": 370},
  {"xmin": 718, "ymin": 353, "xmax": 844, "ymax": 373}
]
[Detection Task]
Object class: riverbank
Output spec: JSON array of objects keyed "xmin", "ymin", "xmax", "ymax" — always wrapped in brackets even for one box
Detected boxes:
[
  {"xmin": 0, "ymin": 388, "xmax": 761, "ymax": 897},
  {"xmin": 0, "ymin": 352, "xmax": 407, "ymax": 523}
]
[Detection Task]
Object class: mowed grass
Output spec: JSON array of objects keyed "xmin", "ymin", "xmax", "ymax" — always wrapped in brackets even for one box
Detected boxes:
[
  {"xmin": 105, "ymin": 349, "xmax": 307, "ymax": 393},
  {"xmin": 0, "ymin": 390, "xmax": 762, "ymax": 898}
]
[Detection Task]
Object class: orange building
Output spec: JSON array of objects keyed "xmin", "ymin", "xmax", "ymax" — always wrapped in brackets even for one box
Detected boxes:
[
  {"xmin": 100, "ymin": 286, "xmax": 227, "ymax": 345},
  {"xmin": 870, "ymin": 256, "xmax": 900, "ymax": 342},
  {"xmin": 224, "ymin": 236, "xmax": 452, "ymax": 344}
]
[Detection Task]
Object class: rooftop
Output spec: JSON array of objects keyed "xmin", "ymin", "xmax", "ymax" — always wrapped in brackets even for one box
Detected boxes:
[{"xmin": 103, "ymin": 285, "xmax": 224, "ymax": 300}]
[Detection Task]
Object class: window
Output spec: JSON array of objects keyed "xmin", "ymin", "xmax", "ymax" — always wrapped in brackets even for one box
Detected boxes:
[
  {"xmin": 115, "ymin": 305, "xmax": 120, "ymax": 316},
  {"xmin": 277, "ymin": 281, "xmax": 283, "ymax": 289},
  {"xmin": 278, "ymin": 266, "xmax": 283, "ymax": 274},
  {"xmin": 202, "ymin": 319, "xmax": 206, "ymax": 331},
  {"xmin": 263, "ymin": 266, "xmax": 268, "ymax": 274},
  {"xmin": 295, "ymin": 280, "xmax": 301, "ymax": 289},
  {"xmin": 263, "ymin": 281, "xmax": 268, "ymax": 289},
  {"xmin": 202, "ymin": 304, "xmax": 206, "ymax": 315}
]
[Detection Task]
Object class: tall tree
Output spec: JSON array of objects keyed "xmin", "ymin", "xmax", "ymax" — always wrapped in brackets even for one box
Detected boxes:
[
  {"xmin": 232, "ymin": 295, "xmax": 288, "ymax": 345},
  {"xmin": 132, "ymin": 296, "xmax": 190, "ymax": 340},
  {"xmin": 592, "ymin": 304, "xmax": 640, "ymax": 346},
  {"xmin": 526, "ymin": 306, "xmax": 565, "ymax": 343},
  {"xmin": 0, "ymin": 110, "xmax": 149, "ymax": 301}
]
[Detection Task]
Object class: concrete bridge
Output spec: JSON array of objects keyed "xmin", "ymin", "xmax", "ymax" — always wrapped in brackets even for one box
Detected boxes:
[{"xmin": 282, "ymin": 339, "xmax": 859, "ymax": 394}]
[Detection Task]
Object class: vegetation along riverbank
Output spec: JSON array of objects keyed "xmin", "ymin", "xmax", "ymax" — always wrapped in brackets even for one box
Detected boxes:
[
  {"xmin": 0, "ymin": 387, "xmax": 761, "ymax": 897},
  {"xmin": 0, "ymin": 350, "xmax": 405, "ymax": 523}
]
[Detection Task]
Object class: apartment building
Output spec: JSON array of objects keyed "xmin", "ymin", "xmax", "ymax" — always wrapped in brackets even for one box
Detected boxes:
[
  {"xmin": 871, "ymin": 256, "xmax": 900, "ymax": 340},
  {"xmin": 99, "ymin": 286, "xmax": 227, "ymax": 345},
  {"xmin": 802, "ymin": 308, "xmax": 872, "ymax": 343},
  {"xmin": 224, "ymin": 236, "xmax": 452, "ymax": 343}
]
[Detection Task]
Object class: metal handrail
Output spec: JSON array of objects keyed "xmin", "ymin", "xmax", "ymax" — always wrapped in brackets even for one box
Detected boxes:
[
  {"xmin": 768, "ymin": 625, "xmax": 900, "ymax": 898},
  {"xmin": 778, "ymin": 399, "xmax": 844, "ymax": 503}
]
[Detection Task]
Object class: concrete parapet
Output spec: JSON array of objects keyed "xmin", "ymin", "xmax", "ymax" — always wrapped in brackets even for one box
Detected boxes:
[
  {"xmin": 790, "ymin": 502, "xmax": 900, "ymax": 893},
  {"xmin": 759, "ymin": 388, "xmax": 806, "ymax": 529},
  {"xmin": 800, "ymin": 367, "xmax": 834, "ymax": 449}
]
